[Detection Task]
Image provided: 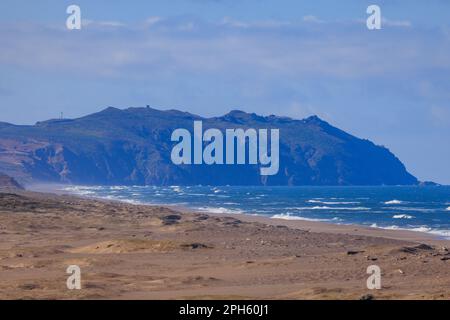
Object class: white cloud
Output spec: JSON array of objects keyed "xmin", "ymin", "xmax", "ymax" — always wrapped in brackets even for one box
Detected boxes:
[
  {"xmin": 82, "ymin": 19, "xmax": 126, "ymax": 29},
  {"xmin": 382, "ymin": 18, "xmax": 412, "ymax": 28},
  {"xmin": 220, "ymin": 17, "xmax": 292, "ymax": 29},
  {"xmin": 0, "ymin": 17, "xmax": 447, "ymax": 81},
  {"xmin": 285, "ymin": 102, "xmax": 332, "ymax": 121},
  {"xmin": 220, "ymin": 16, "xmax": 249, "ymax": 28},
  {"xmin": 354, "ymin": 17, "xmax": 412, "ymax": 28},
  {"xmin": 144, "ymin": 16, "xmax": 164, "ymax": 27},
  {"xmin": 430, "ymin": 106, "xmax": 450, "ymax": 125},
  {"xmin": 302, "ymin": 15, "xmax": 324, "ymax": 24}
]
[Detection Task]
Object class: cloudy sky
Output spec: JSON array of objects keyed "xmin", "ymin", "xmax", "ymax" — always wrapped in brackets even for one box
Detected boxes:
[{"xmin": 0, "ymin": 0, "xmax": 449, "ymax": 183}]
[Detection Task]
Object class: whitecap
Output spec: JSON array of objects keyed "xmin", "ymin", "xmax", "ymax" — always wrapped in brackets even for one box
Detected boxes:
[
  {"xmin": 110, "ymin": 186, "xmax": 127, "ymax": 190},
  {"xmin": 286, "ymin": 206, "xmax": 369, "ymax": 211},
  {"xmin": 119, "ymin": 199, "xmax": 143, "ymax": 205},
  {"xmin": 310, "ymin": 206, "xmax": 369, "ymax": 211},
  {"xmin": 62, "ymin": 185, "xmax": 100, "ymax": 196},
  {"xmin": 392, "ymin": 214, "xmax": 414, "ymax": 219},
  {"xmin": 369, "ymin": 224, "xmax": 450, "ymax": 239},
  {"xmin": 196, "ymin": 206, "xmax": 244, "ymax": 214},
  {"xmin": 387, "ymin": 207, "xmax": 436, "ymax": 213},
  {"xmin": 384, "ymin": 200, "xmax": 403, "ymax": 205},
  {"xmin": 428, "ymin": 229, "xmax": 450, "ymax": 238},
  {"xmin": 307, "ymin": 200, "xmax": 360, "ymax": 205},
  {"xmin": 271, "ymin": 213, "xmax": 331, "ymax": 222}
]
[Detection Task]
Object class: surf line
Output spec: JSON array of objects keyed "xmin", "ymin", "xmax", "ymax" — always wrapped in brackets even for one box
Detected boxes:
[{"xmin": 171, "ymin": 120, "xmax": 279, "ymax": 176}]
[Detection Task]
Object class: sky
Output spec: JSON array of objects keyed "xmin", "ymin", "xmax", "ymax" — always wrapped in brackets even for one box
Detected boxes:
[{"xmin": 0, "ymin": 0, "xmax": 449, "ymax": 183}]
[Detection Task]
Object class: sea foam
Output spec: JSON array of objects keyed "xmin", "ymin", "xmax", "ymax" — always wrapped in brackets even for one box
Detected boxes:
[
  {"xmin": 288, "ymin": 206, "xmax": 369, "ymax": 211},
  {"xmin": 384, "ymin": 199, "xmax": 403, "ymax": 205},
  {"xmin": 369, "ymin": 224, "xmax": 450, "ymax": 239},
  {"xmin": 196, "ymin": 206, "xmax": 244, "ymax": 214},
  {"xmin": 392, "ymin": 214, "xmax": 414, "ymax": 219},
  {"xmin": 307, "ymin": 200, "xmax": 360, "ymax": 205},
  {"xmin": 271, "ymin": 213, "xmax": 334, "ymax": 222}
]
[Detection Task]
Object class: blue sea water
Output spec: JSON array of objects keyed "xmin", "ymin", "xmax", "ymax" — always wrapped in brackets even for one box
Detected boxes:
[{"xmin": 62, "ymin": 185, "xmax": 450, "ymax": 239}]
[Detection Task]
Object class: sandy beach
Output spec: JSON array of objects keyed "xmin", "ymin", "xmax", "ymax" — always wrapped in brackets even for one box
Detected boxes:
[{"xmin": 0, "ymin": 190, "xmax": 449, "ymax": 300}]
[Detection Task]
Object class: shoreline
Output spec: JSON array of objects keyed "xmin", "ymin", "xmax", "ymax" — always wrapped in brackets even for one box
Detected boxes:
[{"xmin": 28, "ymin": 183, "xmax": 449, "ymax": 245}]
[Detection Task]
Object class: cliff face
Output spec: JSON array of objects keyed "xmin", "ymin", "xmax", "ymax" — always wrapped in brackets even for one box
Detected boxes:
[
  {"xmin": 0, "ymin": 107, "xmax": 418, "ymax": 186},
  {"xmin": 0, "ymin": 173, "xmax": 24, "ymax": 190}
]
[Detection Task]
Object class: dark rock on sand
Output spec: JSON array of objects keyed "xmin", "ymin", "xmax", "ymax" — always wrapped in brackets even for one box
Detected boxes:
[
  {"xmin": 182, "ymin": 243, "xmax": 209, "ymax": 249},
  {"xmin": 360, "ymin": 294, "xmax": 375, "ymax": 300},
  {"xmin": 347, "ymin": 250, "xmax": 364, "ymax": 255},
  {"xmin": 398, "ymin": 244, "xmax": 434, "ymax": 255},
  {"xmin": 161, "ymin": 214, "xmax": 182, "ymax": 225}
]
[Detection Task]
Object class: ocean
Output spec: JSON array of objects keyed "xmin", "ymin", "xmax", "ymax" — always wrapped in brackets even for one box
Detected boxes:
[{"xmin": 61, "ymin": 185, "xmax": 450, "ymax": 239}]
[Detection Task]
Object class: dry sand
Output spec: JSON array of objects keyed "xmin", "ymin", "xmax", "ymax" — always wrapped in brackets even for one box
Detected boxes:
[{"xmin": 0, "ymin": 191, "xmax": 449, "ymax": 300}]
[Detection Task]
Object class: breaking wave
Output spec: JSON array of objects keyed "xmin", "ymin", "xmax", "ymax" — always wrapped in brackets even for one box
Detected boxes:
[
  {"xmin": 271, "ymin": 213, "xmax": 339, "ymax": 222},
  {"xmin": 369, "ymin": 224, "xmax": 450, "ymax": 239},
  {"xmin": 392, "ymin": 214, "xmax": 414, "ymax": 219},
  {"xmin": 307, "ymin": 200, "xmax": 360, "ymax": 205},
  {"xmin": 384, "ymin": 199, "xmax": 403, "ymax": 205},
  {"xmin": 196, "ymin": 206, "xmax": 244, "ymax": 215}
]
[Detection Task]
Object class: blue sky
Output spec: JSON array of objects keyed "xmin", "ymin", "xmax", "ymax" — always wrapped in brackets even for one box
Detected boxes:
[{"xmin": 0, "ymin": 0, "xmax": 450, "ymax": 183}]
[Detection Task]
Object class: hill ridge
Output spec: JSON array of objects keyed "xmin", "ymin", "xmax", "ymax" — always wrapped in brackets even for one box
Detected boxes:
[{"xmin": 0, "ymin": 107, "xmax": 418, "ymax": 186}]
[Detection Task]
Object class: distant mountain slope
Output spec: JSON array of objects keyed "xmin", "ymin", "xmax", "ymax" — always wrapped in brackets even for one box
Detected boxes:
[
  {"xmin": 0, "ymin": 107, "xmax": 418, "ymax": 186},
  {"xmin": 0, "ymin": 173, "xmax": 24, "ymax": 190}
]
